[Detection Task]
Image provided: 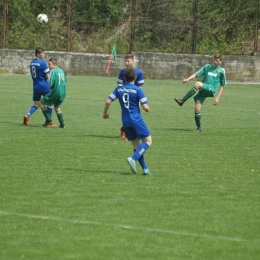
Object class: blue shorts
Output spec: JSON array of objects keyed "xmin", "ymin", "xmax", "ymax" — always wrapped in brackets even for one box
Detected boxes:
[
  {"xmin": 33, "ymin": 90, "xmax": 50, "ymax": 101},
  {"xmin": 122, "ymin": 119, "xmax": 150, "ymax": 141}
]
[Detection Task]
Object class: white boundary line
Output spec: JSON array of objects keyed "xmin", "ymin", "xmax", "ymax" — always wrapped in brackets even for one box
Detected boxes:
[{"xmin": 0, "ymin": 211, "xmax": 247, "ymax": 242}]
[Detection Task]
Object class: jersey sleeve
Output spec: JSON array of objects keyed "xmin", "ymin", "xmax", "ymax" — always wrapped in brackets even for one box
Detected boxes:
[
  {"xmin": 138, "ymin": 88, "xmax": 148, "ymax": 104},
  {"xmin": 196, "ymin": 64, "xmax": 208, "ymax": 78},
  {"xmin": 136, "ymin": 70, "xmax": 144, "ymax": 87},
  {"xmin": 41, "ymin": 61, "xmax": 50, "ymax": 74},
  {"xmin": 117, "ymin": 69, "xmax": 125, "ymax": 85},
  {"xmin": 108, "ymin": 87, "xmax": 118, "ymax": 101}
]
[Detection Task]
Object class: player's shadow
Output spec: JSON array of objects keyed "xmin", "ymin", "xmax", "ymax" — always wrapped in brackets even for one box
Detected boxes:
[
  {"xmin": 19, "ymin": 124, "xmax": 44, "ymax": 128},
  {"xmin": 163, "ymin": 128, "xmax": 193, "ymax": 132},
  {"xmin": 64, "ymin": 168, "xmax": 131, "ymax": 175},
  {"xmin": 82, "ymin": 134, "xmax": 119, "ymax": 139}
]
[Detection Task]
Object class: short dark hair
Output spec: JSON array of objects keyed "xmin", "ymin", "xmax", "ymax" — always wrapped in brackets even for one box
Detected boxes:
[
  {"xmin": 49, "ymin": 58, "xmax": 57, "ymax": 65},
  {"xmin": 124, "ymin": 65, "xmax": 136, "ymax": 82},
  {"xmin": 35, "ymin": 47, "xmax": 45, "ymax": 56},
  {"xmin": 125, "ymin": 53, "xmax": 134, "ymax": 61},
  {"xmin": 214, "ymin": 54, "xmax": 222, "ymax": 60}
]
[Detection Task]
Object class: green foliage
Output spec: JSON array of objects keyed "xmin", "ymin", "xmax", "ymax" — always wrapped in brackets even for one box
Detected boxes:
[{"xmin": 0, "ymin": 0, "xmax": 257, "ymax": 54}]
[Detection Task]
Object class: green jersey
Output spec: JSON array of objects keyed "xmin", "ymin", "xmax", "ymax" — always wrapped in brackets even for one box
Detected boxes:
[
  {"xmin": 196, "ymin": 64, "xmax": 226, "ymax": 95},
  {"xmin": 48, "ymin": 66, "xmax": 66, "ymax": 100}
]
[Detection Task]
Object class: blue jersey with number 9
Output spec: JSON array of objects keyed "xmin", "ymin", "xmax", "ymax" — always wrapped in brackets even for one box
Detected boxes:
[{"xmin": 108, "ymin": 83, "xmax": 148, "ymax": 126}]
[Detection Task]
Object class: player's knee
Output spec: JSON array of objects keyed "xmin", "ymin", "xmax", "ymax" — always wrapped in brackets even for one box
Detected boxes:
[
  {"xmin": 195, "ymin": 82, "xmax": 203, "ymax": 90},
  {"xmin": 195, "ymin": 105, "xmax": 201, "ymax": 111},
  {"xmin": 145, "ymin": 136, "xmax": 152, "ymax": 147}
]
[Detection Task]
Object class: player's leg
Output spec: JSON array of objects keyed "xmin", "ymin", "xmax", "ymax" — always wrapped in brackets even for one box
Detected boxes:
[
  {"xmin": 194, "ymin": 98, "xmax": 202, "ymax": 132},
  {"xmin": 125, "ymin": 123, "xmax": 152, "ymax": 175},
  {"xmin": 54, "ymin": 101, "xmax": 65, "ymax": 128},
  {"xmin": 40, "ymin": 96, "xmax": 56, "ymax": 126},
  {"xmin": 23, "ymin": 92, "xmax": 41, "ymax": 125},
  {"xmin": 174, "ymin": 82, "xmax": 203, "ymax": 106},
  {"xmin": 126, "ymin": 137, "xmax": 139, "ymax": 174},
  {"xmin": 120, "ymin": 127, "xmax": 128, "ymax": 140},
  {"xmin": 193, "ymin": 85, "xmax": 214, "ymax": 132}
]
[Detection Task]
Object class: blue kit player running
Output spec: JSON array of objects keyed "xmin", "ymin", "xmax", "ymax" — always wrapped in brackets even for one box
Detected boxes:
[
  {"xmin": 117, "ymin": 54, "xmax": 144, "ymax": 140},
  {"xmin": 23, "ymin": 47, "xmax": 52, "ymax": 125},
  {"xmin": 103, "ymin": 65, "xmax": 152, "ymax": 175}
]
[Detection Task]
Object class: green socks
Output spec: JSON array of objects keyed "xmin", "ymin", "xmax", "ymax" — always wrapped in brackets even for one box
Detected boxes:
[
  {"xmin": 56, "ymin": 110, "xmax": 65, "ymax": 126},
  {"xmin": 183, "ymin": 86, "xmax": 198, "ymax": 102},
  {"xmin": 195, "ymin": 112, "xmax": 201, "ymax": 128},
  {"xmin": 41, "ymin": 107, "xmax": 52, "ymax": 122}
]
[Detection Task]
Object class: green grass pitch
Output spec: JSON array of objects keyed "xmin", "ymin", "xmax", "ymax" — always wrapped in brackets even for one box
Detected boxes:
[{"xmin": 0, "ymin": 75, "xmax": 259, "ymax": 259}]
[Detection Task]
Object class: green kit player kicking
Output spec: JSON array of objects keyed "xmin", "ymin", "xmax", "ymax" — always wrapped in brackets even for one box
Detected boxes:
[
  {"xmin": 174, "ymin": 53, "xmax": 227, "ymax": 132},
  {"xmin": 39, "ymin": 58, "xmax": 66, "ymax": 128}
]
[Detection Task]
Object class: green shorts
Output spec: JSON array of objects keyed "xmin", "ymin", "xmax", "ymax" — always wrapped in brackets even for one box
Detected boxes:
[
  {"xmin": 41, "ymin": 95, "xmax": 64, "ymax": 108},
  {"xmin": 194, "ymin": 83, "xmax": 214, "ymax": 104}
]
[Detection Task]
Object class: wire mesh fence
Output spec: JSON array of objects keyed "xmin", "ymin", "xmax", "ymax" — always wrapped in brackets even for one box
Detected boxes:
[{"xmin": 0, "ymin": 0, "xmax": 259, "ymax": 54}]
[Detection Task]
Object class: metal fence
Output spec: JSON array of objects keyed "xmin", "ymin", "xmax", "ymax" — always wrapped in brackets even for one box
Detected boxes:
[{"xmin": 1, "ymin": 0, "xmax": 259, "ymax": 54}]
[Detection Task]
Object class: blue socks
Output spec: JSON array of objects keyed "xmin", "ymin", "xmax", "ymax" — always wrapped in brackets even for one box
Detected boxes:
[
  {"xmin": 134, "ymin": 149, "xmax": 147, "ymax": 170},
  {"xmin": 27, "ymin": 106, "xmax": 37, "ymax": 117},
  {"xmin": 27, "ymin": 106, "xmax": 52, "ymax": 117},
  {"xmin": 132, "ymin": 142, "xmax": 149, "ymax": 161}
]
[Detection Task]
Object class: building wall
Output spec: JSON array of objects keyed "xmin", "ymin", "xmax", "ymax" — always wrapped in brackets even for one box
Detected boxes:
[{"xmin": 1, "ymin": 49, "xmax": 260, "ymax": 82}]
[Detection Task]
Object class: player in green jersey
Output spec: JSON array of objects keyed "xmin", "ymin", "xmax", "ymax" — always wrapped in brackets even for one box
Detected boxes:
[
  {"xmin": 174, "ymin": 54, "xmax": 227, "ymax": 132},
  {"xmin": 39, "ymin": 58, "xmax": 66, "ymax": 128}
]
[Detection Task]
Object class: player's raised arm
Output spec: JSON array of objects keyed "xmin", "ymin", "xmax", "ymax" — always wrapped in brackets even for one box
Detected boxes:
[{"xmin": 183, "ymin": 73, "xmax": 197, "ymax": 83}]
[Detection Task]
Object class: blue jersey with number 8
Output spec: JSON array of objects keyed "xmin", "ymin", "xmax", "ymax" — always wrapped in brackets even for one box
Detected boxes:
[{"xmin": 30, "ymin": 58, "xmax": 50, "ymax": 93}]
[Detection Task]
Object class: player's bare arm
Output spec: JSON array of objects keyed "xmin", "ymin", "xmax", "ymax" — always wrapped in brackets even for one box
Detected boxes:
[
  {"xmin": 214, "ymin": 85, "xmax": 224, "ymax": 105},
  {"xmin": 103, "ymin": 99, "xmax": 112, "ymax": 119},
  {"xmin": 142, "ymin": 104, "xmax": 149, "ymax": 112},
  {"xmin": 183, "ymin": 73, "xmax": 197, "ymax": 83}
]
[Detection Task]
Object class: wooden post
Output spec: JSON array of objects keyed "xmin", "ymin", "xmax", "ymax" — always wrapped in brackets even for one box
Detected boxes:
[
  {"xmin": 67, "ymin": 0, "xmax": 72, "ymax": 52},
  {"xmin": 2, "ymin": 0, "xmax": 8, "ymax": 48},
  {"xmin": 129, "ymin": 0, "xmax": 136, "ymax": 53},
  {"xmin": 254, "ymin": 0, "xmax": 259, "ymax": 53},
  {"xmin": 191, "ymin": 0, "xmax": 198, "ymax": 54}
]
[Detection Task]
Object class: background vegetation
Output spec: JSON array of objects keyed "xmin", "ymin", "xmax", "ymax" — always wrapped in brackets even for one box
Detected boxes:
[{"xmin": 0, "ymin": 0, "xmax": 259, "ymax": 54}]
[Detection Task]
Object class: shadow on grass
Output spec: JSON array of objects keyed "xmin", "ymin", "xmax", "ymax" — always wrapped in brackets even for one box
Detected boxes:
[
  {"xmin": 161, "ymin": 128, "xmax": 193, "ymax": 132},
  {"xmin": 19, "ymin": 124, "xmax": 44, "ymax": 128},
  {"xmin": 82, "ymin": 134, "xmax": 119, "ymax": 139},
  {"xmin": 64, "ymin": 167, "xmax": 130, "ymax": 175}
]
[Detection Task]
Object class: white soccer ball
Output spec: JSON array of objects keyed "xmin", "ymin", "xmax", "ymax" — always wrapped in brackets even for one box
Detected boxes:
[{"xmin": 37, "ymin": 14, "xmax": 48, "ymax": 24}]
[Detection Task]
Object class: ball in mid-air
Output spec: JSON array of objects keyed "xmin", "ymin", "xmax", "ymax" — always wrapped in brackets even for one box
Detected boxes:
[{"xmin": 37, "ymin": 14, "xmax": 48, "ymax": 24}]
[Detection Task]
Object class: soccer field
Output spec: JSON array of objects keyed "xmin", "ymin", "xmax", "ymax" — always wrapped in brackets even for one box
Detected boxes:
[{"xmin": 0, "ymin": 75, "xmax": 259, "ymax": 259}]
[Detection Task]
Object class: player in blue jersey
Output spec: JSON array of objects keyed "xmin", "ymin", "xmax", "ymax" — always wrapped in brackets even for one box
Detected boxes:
[
  {"xmin": 23, "ymin": 47, "xmax": 53, "ymax": 125},
  {"xmin": 174, "ymin": 54, "xmax": 227, "ymax": 132},
  {"xmin": 103, "ymin": 65, "xmax": 152, "ymax": 175},
  {"xmin": 117, "ymin": 54, "xmax": 144, "ymax": 140}
]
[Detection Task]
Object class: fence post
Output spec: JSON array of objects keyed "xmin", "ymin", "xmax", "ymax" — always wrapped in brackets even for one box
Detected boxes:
[
  {"xmin": 191, "ymin": 0, "xmax": 198, "ymax": 54},
  {"xmin": 67, "ymin": 0, "xmax": 72, "ymax": 52},
  {"xmin": 2, "ymin": 0, "xmax": 8, "ymax": 48},
  {"xmin": 254, "ymin": 0, "xmax": 259, "ymax": 53},
  {"xmin": 129, "ymin": 0, "xmax": 136, "ymax": 53}
]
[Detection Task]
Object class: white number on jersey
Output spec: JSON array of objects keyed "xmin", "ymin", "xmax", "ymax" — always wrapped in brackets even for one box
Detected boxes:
[
  {"xmin": 58, "ymin": 72, "xmax": 65, "ymax": 85},
  {"xmin": 31, "ymin": 66, "xmax": 37, "ymax": 78},
  {"xmin": 122, "ymin": 93, "xmax": 130, "ymax": 108}
]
